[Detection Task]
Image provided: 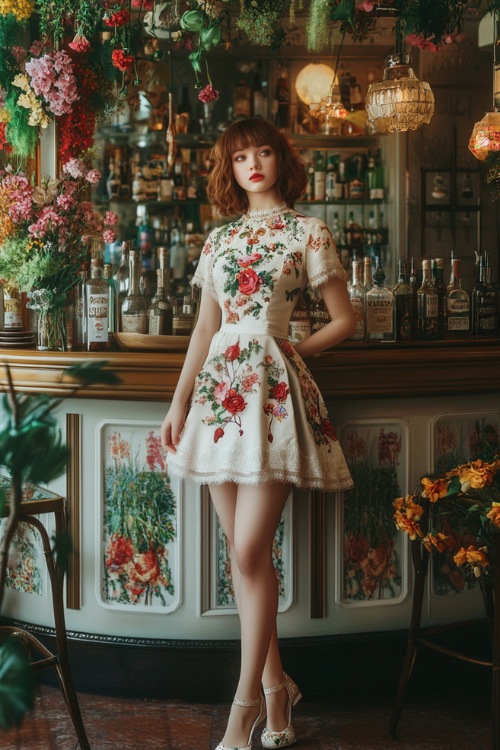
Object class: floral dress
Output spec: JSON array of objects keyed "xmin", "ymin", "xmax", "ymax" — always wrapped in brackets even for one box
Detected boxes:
[{"xmin": 167, "ymin": 206, "xmax": 353, "ymax": 491}]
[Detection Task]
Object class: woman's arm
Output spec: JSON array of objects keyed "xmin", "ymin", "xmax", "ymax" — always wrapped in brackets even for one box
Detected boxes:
[
  {"xmin": 161, "ymin": 290, "xmax": 221, "ymax": 453},
  {"xmin": 294, "ymin": 276, "xmax": 355, "ymax": 358}
]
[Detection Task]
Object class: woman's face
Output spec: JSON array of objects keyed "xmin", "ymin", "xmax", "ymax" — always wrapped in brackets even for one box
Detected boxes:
[{"xmin": 231, "ymin": 143, "xmax": 279, "ymax": 198}]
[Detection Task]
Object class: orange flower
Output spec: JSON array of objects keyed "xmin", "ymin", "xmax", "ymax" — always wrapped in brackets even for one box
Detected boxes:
[
  {"xmin": 452, "ymin": 459, "xmax": 497, "ymax": 492},
  {"xmin": 453, "ymin": 544, "xmax": 489, "ymax": 577},
  {"xmin": 420, "ymin": 476, "xmax": 450, "ymax": 503},
  {"xmin": 394, "ymin": 511, "xmax": 422, "ymax": 540},
  {"xmin": 422, "ymin": 532, "xmax": 448, "ymax": 553},
  {"xmin": 486, "ymin": 501, "xmax": 500, "ymax": 528}
]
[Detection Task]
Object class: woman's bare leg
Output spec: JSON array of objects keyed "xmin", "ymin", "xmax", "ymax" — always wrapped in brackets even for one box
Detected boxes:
[{"xmin": 210, "ymin": 481, "xmax": 290, "ymax": 748}]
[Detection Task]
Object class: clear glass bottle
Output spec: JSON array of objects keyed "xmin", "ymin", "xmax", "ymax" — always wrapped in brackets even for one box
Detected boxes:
[
  {"xmin": 121, "ymin": 249, "xmax": 147, "ymax": 333},
  {"xmin": 113, "ymin": 241, "xmax": 130, "ymax": 329},
  {"xmin": 288, "ymin": 291, "xmax": 311, "ymax": 344},
  {"xmin": 74, "ymin": 269, "xmax": 86, "ymax": 348},
  {"xmin": 365, "ymin": 256, "xmax": 394, "ymax": 342},
  {"xmin": 170, "ymin": 225, "xmax": 188, "ymax": 296},
  {"xmin": 103, "ymin": 263, "xmax": 117, "ymax": 334},
  {"xmin": 84, "ymin": 257, "xmax": 110, "ymax": 351},
  {"xmin": 446, "ymin": 257, "xmax": 470, "ymax": 338},
  {"xmin": 172, "ymin": 293, "xmax": 197, "ymax": 336},
  {"xmin": 363, "ymin": 256, "xmax": 374, "ymax": 293},
  {"xmin": 417, "ymin": 258, "xmax": 439, "ymax": 340},
  {"xmin": 348, "ymin": 259, "xmax": 365, "ymax": 341},
  {"xmin": 409, "ymin": 256, "xmax": 419, "ymax": 338},
  {"xmin": 472, "ymin": 254, "xmax": 498, "ymax": 337},
  {"xmin": 157, "ymin": 246, "xmax": 177, "ymax": 317},
  {"xmin": 313, "ymin": 151, "xmax": 326, "ymax": 202},
  {"xmin": 148, "ymin": 269, "xmax": 174, "ymax": 335},
  {"xmin": 432, "ymin": 257, "xmax": 446, "ymax": 337},
  {"xmin": 392, "ymin": 258, "xmax": 413, "ymax": 341}
]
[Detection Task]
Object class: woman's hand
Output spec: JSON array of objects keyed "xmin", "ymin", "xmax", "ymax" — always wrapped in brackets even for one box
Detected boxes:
[{"xmin": 161, "ymin": 401, "xmax": 188, "ymax": 454}]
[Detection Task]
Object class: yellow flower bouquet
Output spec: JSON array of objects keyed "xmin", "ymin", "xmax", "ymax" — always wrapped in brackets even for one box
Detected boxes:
[{"xmin": 393, "ymin": 458, "xmax": 500, "ymax": 584}]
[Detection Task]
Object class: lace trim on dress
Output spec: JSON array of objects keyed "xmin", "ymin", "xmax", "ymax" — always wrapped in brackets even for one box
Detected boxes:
[
  {"xmin": 245, "ymin": 201, "xmax": 289, "ymax": 220},
  {"xmin": 191, "ymin": 272, "xmax": 218, "ymax": 302},
  {"xmin": 308, "ymin": 261, "xmax": 347, "ymax": 288}
]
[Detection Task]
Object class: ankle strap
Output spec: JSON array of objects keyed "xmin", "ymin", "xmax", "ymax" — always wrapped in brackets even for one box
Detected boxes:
[
  {"xmin": 233, "ymin": 696, "xmax": 261, "ymax": 707},
  {"xmin": 263, "ymin": 679, "xmax": 286, "ymax": 695}
]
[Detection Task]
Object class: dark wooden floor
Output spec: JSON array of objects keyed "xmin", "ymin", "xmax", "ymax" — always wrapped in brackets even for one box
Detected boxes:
[{"xmin": 0, "ymin": 681, "xmax": 491, "ymax": 750}]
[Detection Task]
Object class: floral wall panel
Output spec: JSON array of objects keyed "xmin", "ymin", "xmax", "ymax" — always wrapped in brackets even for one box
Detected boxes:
[
  {"xmin": 200, "ymin": 488, "xmax": 293, "ymax": 615},
  {"xmin": 337, "ymin": 420, "xmax": 409, "ymax": 606},
  {"xmin": 0, "ymin": 520, "xmax": 45, "ymax": 597},
  {"xmin": 96, "ymin": 421, "xmax": 181, "ymax": 613},
  {"xmin": 430, "ymin": 411, "xmax": 500, "ymax": 597}
]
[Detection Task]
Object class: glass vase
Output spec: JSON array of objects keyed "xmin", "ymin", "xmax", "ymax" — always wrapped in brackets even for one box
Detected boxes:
[{"xmin": 37, "ymin": 306, "xmax": 67, "ymax": 351}]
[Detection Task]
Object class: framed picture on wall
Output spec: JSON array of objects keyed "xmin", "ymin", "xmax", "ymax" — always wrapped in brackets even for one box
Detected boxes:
[
  {"xmin": 456, "ymin": 171, "xmax": 480, "ymax": 207},
  {"xmin": 424, "ymin": 170, "xmax": 452, "ymax": 207}
]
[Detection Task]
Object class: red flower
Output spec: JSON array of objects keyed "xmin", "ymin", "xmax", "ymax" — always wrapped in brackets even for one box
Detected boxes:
[
  {"xmin": 198, "ymin": 84, "xmax": 219, "ymax": 103},
  {"xmin": 237, "ymin": 252, "xmax": 262, "ymax": 268},
  {"xmin": 127, "ymin": 548, "xmax": 160, "ymax": 585},
  {"xmin": 106, "ymin": 534, "xmax": 134, "ymax": 571},
  {"xmin": 320, "ymin": 418, "xmax": 337, "ymax": 441},
  {"xmin": 222, "ymin": 389, "xmax": 246, "ymax": 414},
  {"xmin": 214, "ymin": 427, "xmax": 224, "ymax": 443},
  {"xmin": 0, "ymin": 122, "xmax": 11, "ymax": 152},
  {"xmin": 271, "ymin": 382, "xmax": 289, "ymax": 402},
  {"xmin": 68, "ymin": 33, "xmax": 91, "ymax": 53},
  {"xmin": 111, "ymin": 49, "xmax": 134, "ymax": 72},
  {"xmin": 236, "ymin": 267, "xmax": 263, "ymax": 296},
  {"xmin": 225, "ymin": 343, "xmax": 240, "ymax": 361},
  {"xmin": 105, "ymin": 9, "xmax": 130, "ymax": 27}
]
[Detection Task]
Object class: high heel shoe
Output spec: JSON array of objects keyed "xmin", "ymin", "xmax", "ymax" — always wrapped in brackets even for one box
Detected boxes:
[
  {"xmin": 215, "ymin": 695, "xmax": 266, "ymax": 750},
  {"xmin": 261, "ymin": 673, "xmax": 302, "ymax": 749}
]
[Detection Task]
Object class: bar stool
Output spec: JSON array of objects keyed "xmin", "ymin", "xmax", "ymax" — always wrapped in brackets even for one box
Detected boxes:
[
  {"xmin": 0, "ymin": 488, "xmax": 91, "ymax": 750},
  {"xmin": 389, "ymin": 521, "xmax": 500, "ymax": 750}
]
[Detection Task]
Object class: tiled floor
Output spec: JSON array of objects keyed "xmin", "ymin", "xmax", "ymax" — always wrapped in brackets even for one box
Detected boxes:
[{"xmin": 1, "ymin": 682, "xmax": 491, "ymax": 750}]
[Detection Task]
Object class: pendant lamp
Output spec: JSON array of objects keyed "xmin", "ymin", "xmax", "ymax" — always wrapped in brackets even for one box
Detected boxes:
[
  {"xmin": 468, "ymin": 11, "xmax": 500, "ymax": 160},
  {"xmin": 307, "ymin": 30, "xmax": 349, "ymax": 135},
  {"xmin": 365, "ymin": 19, "xmax": 435, "ymax": 134}
]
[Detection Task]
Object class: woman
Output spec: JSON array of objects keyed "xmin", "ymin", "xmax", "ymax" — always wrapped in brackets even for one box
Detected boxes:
[{"xmin": 161, "ymin": 118, "xmax": 355, "ymax": 750}]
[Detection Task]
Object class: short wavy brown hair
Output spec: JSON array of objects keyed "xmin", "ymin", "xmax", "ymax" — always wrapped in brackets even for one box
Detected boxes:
[{"xmin": 206, "ymin": 118, "xmax": 308, "ymax": 216}]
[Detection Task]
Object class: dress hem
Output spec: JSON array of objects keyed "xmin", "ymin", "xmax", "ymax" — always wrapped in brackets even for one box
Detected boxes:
[{"xmin": 168, "ymin": 466, "xmax": 353, "ymax": 492}]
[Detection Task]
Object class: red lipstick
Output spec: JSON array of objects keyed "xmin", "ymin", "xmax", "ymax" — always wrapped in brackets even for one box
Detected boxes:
[{"xmin": 250, "ymin": 173, "xmax": 264, "ymax": 182}]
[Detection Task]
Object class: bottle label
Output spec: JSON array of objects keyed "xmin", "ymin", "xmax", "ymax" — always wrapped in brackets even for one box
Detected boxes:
[
  {"xmin": 349, "ymin": 297, "xmax": 365, "ymax": 339},
  {"xmin": 366, "ymin": 300, "xmax": 393, "ymax": 334},
  {"xmin": 4, "ymin": 296, "xmax": 22, "ymax": 329},
  {"xmin": 148, "ymin": 314, "xmax": 163, "ymax": 335},
  {"xmin": 172, "ymin": 314, "xmax": 195, "ymax": 335},
  {"xmin": 448, "ymin": 316, "xmax": 470, "ymax": 331},
  {"xmin": 87, "ymin": 294, "xmax": 109, "ymax": 343},
  {"xmin": 288, "ymin": 320, "xmax": 311, "ymax": 343},
  {"xmin": 122, "ymin": 312, "xmax": 146, "ymax": 333},
  {"xmin": 425, "ymin": 296, "xmax": 438, "ymax": 318}
]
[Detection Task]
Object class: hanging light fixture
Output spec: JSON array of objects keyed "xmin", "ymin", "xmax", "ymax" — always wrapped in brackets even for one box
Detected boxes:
[
  {"xmin": 307, "ymin": 30, "xmax": 349, "ymax": 135},
  {"xmin": 468, "ymin": 10, "xmax": 500, "ymax": 160},
  {"xmin": 365, "ymin": 18, "xmax": 435, "ymax": 134}
]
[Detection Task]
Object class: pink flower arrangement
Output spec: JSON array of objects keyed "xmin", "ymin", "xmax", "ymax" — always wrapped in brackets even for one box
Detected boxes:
[{"xmin": 24, "ymin": 50, "xmax": 79, "ymax": 117}]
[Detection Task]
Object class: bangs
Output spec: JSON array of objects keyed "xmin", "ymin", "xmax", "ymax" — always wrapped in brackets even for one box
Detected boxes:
[{"xmin": 223, "ymin": 119, "xmax": 283, "ymax": 155}]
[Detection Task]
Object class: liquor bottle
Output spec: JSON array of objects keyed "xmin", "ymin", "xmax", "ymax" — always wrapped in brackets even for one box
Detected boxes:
[
  {"xmin": 325, "ymin": 154, "xmax": 337, "ymax": 201},
  {"xmin": 472, "ymin": 254, "xmax": 498, "ymax": 337},
  {"xmin": 366, "ymin": 155, "xmax": 377, "ymax": 200},
  {"xmin": 432, "ymin": 258, "xmax": 446, "ymax": 336},
  {"xmin": 113, "ymin": 241, "xmax": 130, "ymax": 329},
  {"xmin": 84, "ymin": 257, "xmax": 110, "ymax": 351},
  {"xmin": 103, "ymin": 263, "xmax": 117, "ymax": 334},
  {"xmin": 313, "ymin": 152, "xmax": 326, "ymax": 202},
  {"xmin": 148, "ymin": 269, "xmax": 174, "ymax": 335},
  {"xmin": 348, "ymin": 259, "xmax": 365, "ymax": 341},
  {"xmin": 177, "ymin": 85, "xmax": 193, "ymax": 132},
  {"xmin": 365, "ymin": 256, "xmax": 394, "ymax": 341},
  {"xmin": 121, "ymin": 249, "xmax": 147, "ymax": 333},
  {"xmin": 305, "ymin": 162, "xmax": 314, "ymax": 200},
  {"xmin": 172, "ymin": 293, "xmax": 197, "ymax": 335},
  {"xmin": 392, "ymin": 258, "xmax": 413, "ymax": 341},
  {"xmin": 310, "ymin": 290, "xmax": 330, "ymax": 333},
  {"xmin": 170, "ymin": 225, "xmax": 187, "ymax": 295},
  {"xmin": 288, "ymin": 291, "xmax": 311, "ymax": 343},
  {"xmin": 346, "ymin": 212, "xmax": 363, "ymax": 256},
  {"xmin": 106, "ymin": 154, "xmax": 120, "ymax": 200},
  {"xmin": 136, "ymin": 206, "xmax": 154, "ymax": 272},
  {"xmin": 74, "ymin": 269, "xmax": 86, "ymax": 347},
  {"xmin": 3, "ymin": 286, "xmax": 23, "ymax": 330},
  {"xmin": 374, "ymin": 148, "xmax": 385, "ymax": 200},
  {"xmin": 417, "ymin": 258, "xmax": 439, "ymax": 340},
  {"xmin": 348, "ymin": 156, "xmax": 366, "ymax": 200},
  {"xmin": 446, "ymin": 257, "xmax": 470, "ymax": 338},
  {"xmin": 408, "ymin": 257, "xmax": 419, "ymax": 338},
  {"xmin": 363, "ymin": 257, "xmax": 373, "ymax": 293},
  {"xmin": 334, "ymin": 160, "xmax": 347, "ymax": 200}
]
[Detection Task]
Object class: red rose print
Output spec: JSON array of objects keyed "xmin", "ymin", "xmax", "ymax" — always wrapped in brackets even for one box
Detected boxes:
[
  {"xmin": 222, "ymin": 389, "xmax": 246, "ymax": 414},
  {"xmin": 271, "ymin": 382, "xmax": 289, "ymax": 402},
  {"xmin": 236, "ymin": 268, "xmax": 263, "ymax": 295},
  {"xmin": 106, "ymin": 534, "xmax": 134, "ymax": 571},
  {"xmin": 225, "ymin": 343, "xmax": 241, "ymax": 361},
  {"xmin": 320, "ymin": 418, "xmax": 337, "ymax": 440},
  {"xmin": 214, "ymin": 427, "xmax": 225, "ymax": 443}
]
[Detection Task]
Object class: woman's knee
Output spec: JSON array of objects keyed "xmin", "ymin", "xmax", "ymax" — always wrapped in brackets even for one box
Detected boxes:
[{"xmin": 233, "ymin": 541, "xmax": 272, "ymax": 577}]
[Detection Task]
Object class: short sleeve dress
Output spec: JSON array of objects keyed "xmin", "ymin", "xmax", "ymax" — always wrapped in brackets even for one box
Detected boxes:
[{"xmin": 166, "ymin": 204, "xmax": 353, "ymax": 492}]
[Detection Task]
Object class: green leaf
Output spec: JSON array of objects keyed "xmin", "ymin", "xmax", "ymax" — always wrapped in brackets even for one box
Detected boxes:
[
  {"xmin": 180, "ymin": 9, "xmax": 205, "ymax": 32},
  {"xmin": 0, "ymin": 637, "xmax": 35, "ymax": 730},
  {"xmin": 188, "ymin": 51, "xmax": 203, "ymax": 74},
  {"xmin": 200, "ymin": 23, "xmax": 222, "ymax": 51},
  {"xmin": 331, "ymin": 0, "xmax": 355, "ymax": 23},
  {"xmin": 63, "ymin": 361, "xmax": 121, "ymax": 387}
]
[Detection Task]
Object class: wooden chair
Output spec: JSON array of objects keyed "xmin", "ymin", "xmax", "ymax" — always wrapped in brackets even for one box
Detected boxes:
[
  {"xmin": 0, "ymin": 490, "xmax": 91, "ymax": 750},
  {"xmin": 389, "ymin": 522, "xmax": 500, "ymax": 750}
]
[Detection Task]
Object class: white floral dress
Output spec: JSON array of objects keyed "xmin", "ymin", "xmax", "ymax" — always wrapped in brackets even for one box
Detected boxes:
[{"xmin": 167, "ymin": 206, "xmax": 353, "ymax": 491}]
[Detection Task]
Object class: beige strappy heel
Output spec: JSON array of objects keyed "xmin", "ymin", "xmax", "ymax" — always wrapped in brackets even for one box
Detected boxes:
[
  {"xmin": 261, "ymin": 672, "xmax": 302, "ymax": 748},
  {"xmin": 215, "ymin": 695, "xmax": 267, "ymax": 750}
]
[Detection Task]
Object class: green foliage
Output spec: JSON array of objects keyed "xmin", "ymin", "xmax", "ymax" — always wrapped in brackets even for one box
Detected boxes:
[
  {"xmin": 344, "ymin": 461, "xmax": 401, "ymax": 547},
  {"xmin": 63, "ymin": 360, "xmax": 121, "ymax": 387},
  {"xmin": 0, "ymin": 638, "xmax": 34, "ymax": 730}
]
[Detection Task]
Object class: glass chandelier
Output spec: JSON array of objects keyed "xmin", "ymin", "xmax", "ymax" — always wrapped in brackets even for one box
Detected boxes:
[
  {"xmin": 365, "ymin": 20, "xmax": 435, "ymax": 134},
  {"xmin": 468, "ymin": 11, "xmax": 500, "ymax": 160},
  {"xmin": 308, "ymin": 30, "xmax": 349, "ymax": 135}
]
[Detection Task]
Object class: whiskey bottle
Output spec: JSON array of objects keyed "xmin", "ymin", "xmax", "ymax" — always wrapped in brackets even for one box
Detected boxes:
[
  {"xmin": 288, "ymin": 291, "xmax": 311, "ymax": 344},
  {"xmin": 417, "ymin": 258, "xmax": 439, "ymax": 340},
  {"xmin": 432, "ymin": 258, "xmax": 446, "ymax": 336},
  {"xmin": 365, "ymin": 256, "xmax": 394, "ymax": 341},
  {"xmin": 446, "ymin": 258, "xmax": 470, "ymax": 338},
  {"xmin": 121, "ymin": 249, "xmax": 147, "ymax": 333},
  {"xmin": 348, "ymin": 259, "xmax": 365, "ymax": 341},
  {"xmin": 172, "ymin": 293, "xmax": 197, "ymax": 336},
  {"xmin": 472, "ymin": 254, "xmax": 498, "ymax": 337},
  {"xmin": 392, "ymin": 258, "xmax": 413, "ymax": 341},
  {"xmin": 3, "ymin": 286, "xmax": 23, "ymax": 330},
  {"xmin": 363, "ymin": 256, "xmax": 373, "ymax": 293},
  {"xmin": 148, "ymin": 269, "xmax": 174, "ymax": 335},
  {"xmin": 313, "ymin": 151, "xmax": 326, "ymax": 202},
  {"xmin": 84, "ymin": 257, "xmax": 110, "ymax": 351}
]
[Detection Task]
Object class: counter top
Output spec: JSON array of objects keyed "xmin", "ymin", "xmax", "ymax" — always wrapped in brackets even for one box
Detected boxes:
[{"xmin": 0, "ymin": 339, "xmax": 499, "ymax": 401}]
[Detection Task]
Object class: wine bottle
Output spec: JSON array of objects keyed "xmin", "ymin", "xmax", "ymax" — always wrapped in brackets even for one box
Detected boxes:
[{"xmin": 121, "ymin": 249, "xmax": 147, "ymax": 333}]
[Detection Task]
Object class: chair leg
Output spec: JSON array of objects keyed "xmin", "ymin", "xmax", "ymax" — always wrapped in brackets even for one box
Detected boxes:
[
  {"xmin": 30, "ymin": 514, "xmax": 92, "ymax": 750},
  {"xmin": 389, "ymin": 543, "xmax": 428, "ymax": 738},
  {"xmin": 491, "ymin": 535, "xmax": 500, "ymax": 750}
]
